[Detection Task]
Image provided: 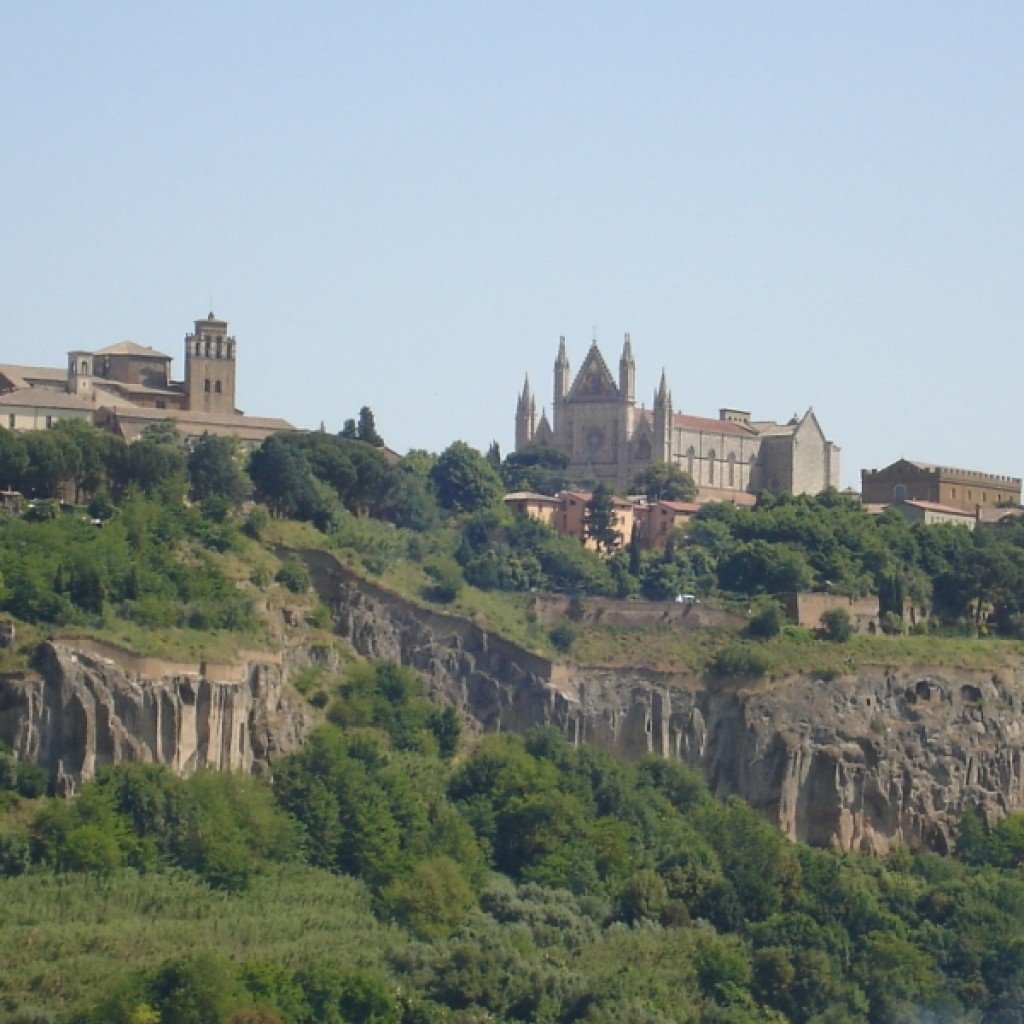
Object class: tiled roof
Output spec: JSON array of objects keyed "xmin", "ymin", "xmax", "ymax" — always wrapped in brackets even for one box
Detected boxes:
[
  {"xmin": 657, "ymin": 500, "xmax": 700, "ymax": 513},
  {"xmin": 504, "ymin": 491, "xmax": 560, "ymax": 503},
  {"xmin": 900, "ymin": 499, "xmax": 975, "ymax": 517},
  {"xmin": 98, "ymin": 404, "xmax": 294, "ymax": 442},
  {"xmin": 673, "ymin": 412, "xmax": 758, "ymax": 436},
  {"xmin": 0, "ymin": 389, "xmax": 93, "ymax": 410},
  {"xmin": 634, "ymin": 408, "xmax": 759, "ymax": 436},
  {"xmin": 0, "ymin": 366, "xmax": 67, "ymax": 389},
  {"xmin": 94, "ymin": 341, "xmax": 171, "ymax": 358}
]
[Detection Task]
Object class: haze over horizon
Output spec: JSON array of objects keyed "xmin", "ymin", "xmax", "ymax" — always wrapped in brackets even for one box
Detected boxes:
[{"xmin": 3, "ymin": 2, "xmax": 1023, "ymax": 491}]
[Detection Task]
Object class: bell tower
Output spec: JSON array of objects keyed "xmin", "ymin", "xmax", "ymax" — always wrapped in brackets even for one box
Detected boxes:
[{"xmin": 185, "ymin": 312, "xmax": 236, "ymax": 414}]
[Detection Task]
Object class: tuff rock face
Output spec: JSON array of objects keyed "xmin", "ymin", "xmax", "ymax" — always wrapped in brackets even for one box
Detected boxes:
[
  {"xmin": 0, "ymin": 642, "xmax": 309, "ymax": 793},
  {"xmin": 5, "ymin": 552, "xmax": 1024, "ymax": 857},
  {"xmin": 308, "ymin": 552, "xmax": 1024, "ymax": 855}
]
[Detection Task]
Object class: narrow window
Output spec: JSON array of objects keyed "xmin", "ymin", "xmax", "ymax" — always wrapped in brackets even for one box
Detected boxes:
[
  {"xmin": 214, "ymin": 381, "xmax": 222, "ymax": 394},
  {"xmin": 708, "ymin": 450, "xmax": 716, "ymax": 485},
  {"xmin": 204, "ymin": 379, "xmax": 211, "ymax": 393},
  {"xmin": 7, "ymin": 414, "xmax": 14, "ymax": 428}
]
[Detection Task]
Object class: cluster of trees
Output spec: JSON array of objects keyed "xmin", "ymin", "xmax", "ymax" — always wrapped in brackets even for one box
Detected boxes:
[
  {"xmin": 442, "ymin": 460, "xmax": 1024, "ymax": 635},
  {"xmin": 8, "ymin": 415, "xmax": 1024, "ymax": 637},
  {"xmin": 0, "ymin": 419, "xmax": 250, "ymax": 509},
  {"xmin": 6, "ymin": 659, "xmax": 1024, "ymax": 1022},
  {"xmin": 0, "ymin": 490, "xmax": 256, "ymax": 630}
]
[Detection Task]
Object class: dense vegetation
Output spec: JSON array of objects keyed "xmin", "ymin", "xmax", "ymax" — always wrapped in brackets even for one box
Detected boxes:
[
  {"xmin": 4, "ymin": 420, "xmax": 1024, "ymax": 641},
  {"xmin": 5, "ymin": 421, "xmax": 1024, "ymax": 1021},
  {"xmin": 4, "ymin": 664, "xmax": 1024, "ymax": 1023}
]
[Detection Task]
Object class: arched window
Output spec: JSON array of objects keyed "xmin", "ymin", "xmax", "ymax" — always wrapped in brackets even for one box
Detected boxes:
[
  {"xmin": 893, "ymin": 484, "xmax": 907, "ymax": 500},
  {"xmin": 204, "ymin": 379, "xmax": 211, "ymax": 393},
  {"xmin": 727, "ymin": 453, "xmax": 736, "ymax": 487},
  {"xmin": 707, "ymin": 449, "xmax": 716, "ymax": 485},
  {"xmin": 686, "ymin": 446, "xmax": 695, "ymax": 477},
  {"xmin": 204, "ymin": 340, "xmax": 211, "ymax": 356},
  {"xmin": 80, "ymin": 360, "xmax": 88, "ymax": 373}
]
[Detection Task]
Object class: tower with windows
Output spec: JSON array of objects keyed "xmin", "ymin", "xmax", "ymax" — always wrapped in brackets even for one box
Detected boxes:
[{"xmin": 184, "ymin": 312, "xmax": 236, "ymax": 414}]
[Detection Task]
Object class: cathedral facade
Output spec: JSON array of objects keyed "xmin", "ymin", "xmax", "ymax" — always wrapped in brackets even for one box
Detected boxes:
[{"xmin": 515, "ymin": 334, "xmax": 840, "ymax": 498}]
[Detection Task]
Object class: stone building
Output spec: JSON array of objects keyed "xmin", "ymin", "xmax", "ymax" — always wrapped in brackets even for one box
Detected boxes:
[
  {"xmin": 889, "ymin": 499, "xmax": 977, "ymax": 529},
  {"xmin": 515, "ymin": 334, "xmax": 840, "ymax": 496},
  {"xmin": 0, "ymin": 313, "xmax": 292, "ymax": 445},
  {"xmin": 860, "ymin": 459, "xmax": 1021, "ymax": 515}
]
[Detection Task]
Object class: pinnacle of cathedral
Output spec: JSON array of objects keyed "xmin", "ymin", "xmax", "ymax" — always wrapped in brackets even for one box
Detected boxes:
[
  {"xmin": 656, "ymin": 369, "xmax": 669, "ymax": 404},
  {"xmin": 620, "ymin": 332, "xmax": 634, "ymax": 366},
  {"xmin": 556, "ymin": 336, "xmax": 569, "ymax": 367}
]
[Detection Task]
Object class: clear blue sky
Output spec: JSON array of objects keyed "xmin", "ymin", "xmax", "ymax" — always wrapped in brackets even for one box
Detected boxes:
[{"xmin": 3, "ymin": 2, "xmax": 1022, "ymax": 490}]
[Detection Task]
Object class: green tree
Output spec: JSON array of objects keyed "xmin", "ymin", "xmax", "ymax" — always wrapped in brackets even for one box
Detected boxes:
[
  {"xmin": 150, "ymin": 952, "xmax": 246, "ymax": 1024},
  {"xmin": 0, "ymin": 427, "xmax": 28, "ymax": 492},
  {"xmin": 248, "ymin": 434, "xmax": 319, "ymax": 520},
  {"xmin": 747, "ymin": 601, "xmax": 785, "ymax": 639},
  {"xmin": 820, "ymin": 607, "xmax": 854, "ymax": 642},
  {"xmin": 500, "ymin": 447, "xmax": 571, "ymax": 495},
  {"xmin": 356, "ymin": 406, "xmax": 383, "ymax": 446},
  {"xmin": 187, "ymin": 433, "xmax": 251, "ymax": 505},
  {"xmin": 431, "ymin": 441, "xmax": 504, "ymax": 514},
  {"xmin": 631, "ymin": 462, "xmax": 698, "ymax": 502},
  {"xmin": 584, "ymin": 483, "xmax": 621, "ymax": 555}
]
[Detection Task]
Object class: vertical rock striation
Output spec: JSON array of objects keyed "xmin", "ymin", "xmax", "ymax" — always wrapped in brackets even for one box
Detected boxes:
[
  {"xmin": 0, "ymin": 642, "xmax": 309, "ymax": 792},
  {"xmin": 312, "ymin": 554, "xmax": 1024, "ymax": 855}
]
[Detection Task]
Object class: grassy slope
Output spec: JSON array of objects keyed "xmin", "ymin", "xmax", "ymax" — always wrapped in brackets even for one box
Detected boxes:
[{"xmin": 0, "ymin": 865, "xmax": 399, "ymax": 1020}]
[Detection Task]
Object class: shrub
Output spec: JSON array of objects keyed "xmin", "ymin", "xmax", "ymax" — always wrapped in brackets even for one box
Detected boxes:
[
  {"xmin": 746, "ymin": 602, "xmax": 784, "ymax": 639},
  {"xmin": 709, "ymin": 642, "xmax": 769, "ymax": 678},
  {"xmin": 549, "ymin": 621, "xmax": 578, "ymax": 654},
  {"xmin": 880, "ymin": 610, "xmax": 904, "ymax": 636},
  {"xmin": 308, "ymin": 604, "xmax": 333, "ymax": 630},
  {"xmin": 249, "ymin": 567, "xmax": 271, "ymax": 588},
  {"xmin": 244, "ymin": 506, "xmax": 271, "ymax": 538},
  {"xmin": 424, "ymin": 559, "xmax": 464, "ymax": 604},
  {"xmin": 275, "ymin": 559, "xmax": 311, "ymax": 595},
  {"xmin": 820, "ymin": 607, "xmax": 854, "ymax": 643}
]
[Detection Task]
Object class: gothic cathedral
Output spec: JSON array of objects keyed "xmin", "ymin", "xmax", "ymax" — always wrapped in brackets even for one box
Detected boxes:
[{"xmin": 515, "ymin": 335, "xmax": 840, "ymax": 498}]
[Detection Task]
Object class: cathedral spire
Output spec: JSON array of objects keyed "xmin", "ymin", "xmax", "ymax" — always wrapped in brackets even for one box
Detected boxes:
[
  {"xmin": 619, "ymin": 332, "xmax": 635, "ymax": 404},
  {"xmin": 515, "ymin": 374, "xmax": 536, "ymax": 451},
  {"xmin": 655, "ymin": 368, "xmax": 670, "ymax": 406},
  {"xmin": 653, "ymin": 368, "xmax": 673, "ymax": 464}
]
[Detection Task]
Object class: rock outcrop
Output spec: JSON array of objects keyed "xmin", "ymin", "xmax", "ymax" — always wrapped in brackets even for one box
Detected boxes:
[
  {"xmin": 6, "ymin": 552, "xmax": 1024, "ymax": 858},
  {"xmin": 305, "ymin": 551, "xmax": 1024, "ymax": 856},
  {"xmin": 0, "ymin": 642, "xmax": 309, "ymax": 793}
]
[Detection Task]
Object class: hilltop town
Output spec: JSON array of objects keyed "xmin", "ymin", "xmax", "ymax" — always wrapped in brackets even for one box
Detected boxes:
[{"xmin": 2, "ymin": 315, "xmax": 1019, "ymax": 531}]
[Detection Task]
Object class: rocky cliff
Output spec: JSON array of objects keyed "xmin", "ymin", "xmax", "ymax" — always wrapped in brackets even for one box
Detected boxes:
[
  {"xmin": 6, "ymin": 553, "xmax": 1024, "ymax": 857},
  {"xmin": 306, "ymin": 551, "xmax": 1024, "ymax": 856},
  {"xmin": 0, "ymin": 642, "xmax": 309, "ymax": 793}
]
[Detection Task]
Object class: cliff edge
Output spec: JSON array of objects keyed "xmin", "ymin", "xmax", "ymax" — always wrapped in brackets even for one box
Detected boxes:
[
  {"xmin": 0, "ymin": 641, "xmax": 309, "ymax": 793},
  {"xmin": 310, "ymin": 551, "xmax": 1024, "ymax": 855}
]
